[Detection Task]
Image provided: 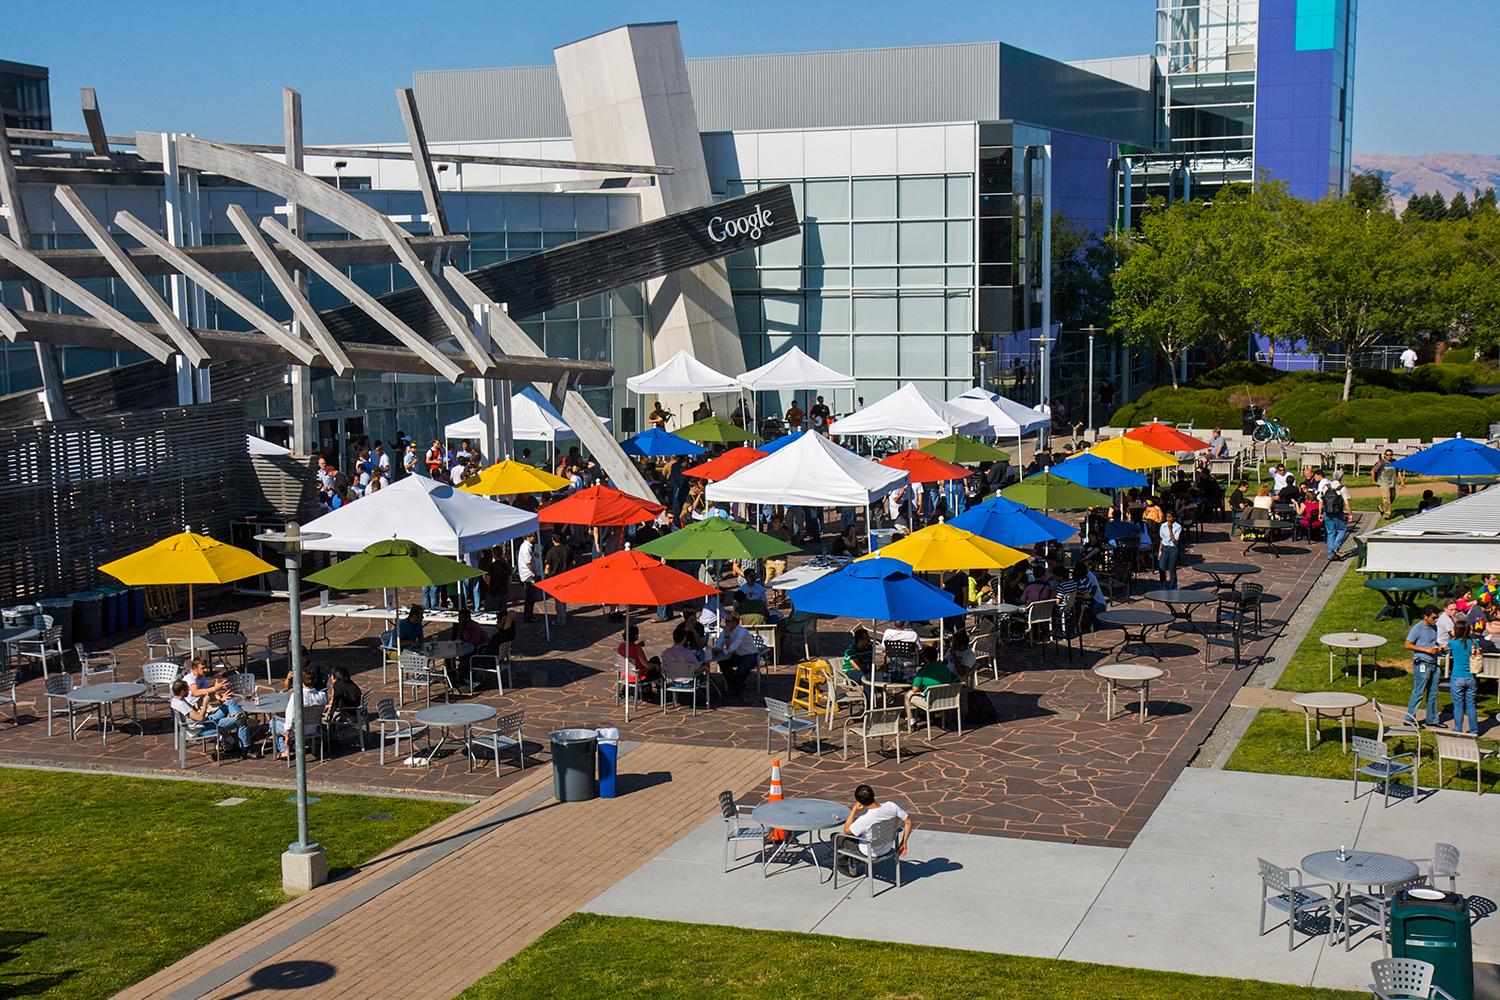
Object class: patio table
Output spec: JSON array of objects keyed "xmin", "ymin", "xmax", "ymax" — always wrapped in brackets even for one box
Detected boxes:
[
  {"xmin": 0, "ymin": 626, "xmax": 38, "ymax": 646},
  {"xmin": 1321, "ymin": 632, "xmax": 1387, "ymax": 686},
  {"xmin": 1194, "ymin": 561, "xmax": 1260, "ymax": 591},
  {"xmin": 1301, "ymin": 850, "xmax": 1420, "ymax": 948},
  {"xmin": 1291, "ymin": 691, "xmax": 1368, "ymax": 751},
  {"xmin": 412, "ymin": 703, "xmax": 495, "ymax": 770},
  {"xmin": 1362, "ymin": 577, "xmax": 1437, "ymax": 625},
  {"xmin": 1095, "ymin": 609, "xmax": 1174, "ymax": 661},
  {"xmin": 420, "ymin": 640, "xmax": 474, "ymax": 691},
  {"xmin": 770, "ymin": 557, "xmax": 851, "ymax": 591},
  {"xmin": 751, "ymin": 797, "xmax": 848, "ymax": 881},
  {"xmin": 65, "ymin": 681, "xmax": 146, "ymax": 746},
  {"xmin": 1093, "ymin": 663, "xmax": 1164, "ymax": 722},
  {"xmin": 1243, "ymin": 518, "xmax": 1295, "ymax": 558},
  {"xmin": 242, "ymin": 691, "xmax": 291, "ymax": 715},
  {"xmin": 1144, "ymin": 588, "xmax": 1216, "ymax": 666}
]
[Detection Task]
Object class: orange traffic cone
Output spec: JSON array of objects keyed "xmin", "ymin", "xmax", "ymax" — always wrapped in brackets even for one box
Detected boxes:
[{"xmin": 767, "ymin": 758, "xmax": 785, "ymax": 842}]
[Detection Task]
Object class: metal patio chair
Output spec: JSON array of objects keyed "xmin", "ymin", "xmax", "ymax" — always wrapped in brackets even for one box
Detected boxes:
[
  {"xmin": 1410, "ymin": 842, "xmax": 1460, "ymax": 893},
  {"xmin": 831, "ymin": 817, "xmax": 903, "ymax": 897},
  {"xmin": 375, "ymin": 697, "xmax": 427, "ymax": 765},
  {"xmin": 908, "ymin": 682, "xmax": 962, "ymax": 740},
  {"xmin": 74, "ymin": 643, "xmax": 118, "ymax": 684},
  {"xmin": 1352, "ymin": 736, "xmax": 1418, "ymax": 808},
  {"xmin": 469, "ymin": 709, "xmax": 526, "ymax": 776},
  {"xmin": 842, "ymin": 707, "xmax": 903, "ymax": 767},
  {"xmin": 718, "ymin": 790, "xmax": 767, "ymax": 873},
  {"xmin": 1369, "ymin": 957, "xmax": 1457, "ymax": 1000},
  {"xmin": 1256, "ymin": 857, "xmax": 1334, "ymax": 951},
  {"xmin": 764, "ymin": 696, "xmax": 820, "ymax": 759}
]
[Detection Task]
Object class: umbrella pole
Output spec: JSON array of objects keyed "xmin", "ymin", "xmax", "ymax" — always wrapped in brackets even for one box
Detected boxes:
[{"xmin": 188, "ymin": 583, "xmax": 195, "ymax": 653}]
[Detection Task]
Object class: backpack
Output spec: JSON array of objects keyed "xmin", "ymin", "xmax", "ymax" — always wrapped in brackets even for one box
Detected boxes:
[
  {"xmin": 1323, "ymin": 489, "xmax": 1345, "ymax": 519},
  {"xmin": 965, "ymin": 688, "xmax": 998, "ymax": 726}
]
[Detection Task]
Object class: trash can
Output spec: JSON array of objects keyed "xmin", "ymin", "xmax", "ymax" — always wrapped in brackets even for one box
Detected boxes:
[
  {"xmin": 548, "ymin": 728, "xmax": 598, "ymax": 802},
  {"xmin": 38, "ymin": 596, "xmax": 75, "ymax": 646},
  {"xmin": 2, "ymin": 605, "xmax": 36, "ymax": 629},
  {"xmin": 129, "ymin": 588, "xmax": 146, "ymax": 628},
  {"xmin": 596, "ymin": 727, "xmax": 620, "ymax": 799},
  {"xmin": 1392, "ymin": 886, "xmax": 1473, "ymax": 1000},
  {"xmin": 70, "ymin": 591, "xmax": 104, "ymax": 642}
]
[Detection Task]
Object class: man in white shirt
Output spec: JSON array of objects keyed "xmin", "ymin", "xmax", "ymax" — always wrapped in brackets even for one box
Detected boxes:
[
  {"xmin": 1271, "ymin": 464, "xmax": 1291, "ymax": 491},
  {"xmin": 402, "ymin": 444, "xmax": 418, "ymax": 478},
  {"xmin": 450, "ymin": 459, "xmax": 468, "ymax": 485},
  {"xmin": 1436, "ymin": 599, "xmax": 1458, "ymax": 648},
  {"xmin": 881, "ymin": 623, "xmax": 919, "ymax": 646},
  {"xmin": 517, "ymin": 532, "xmax": 540, "ymax": 623},
  {"xmin": 1400, "ymin": 346, "xmax": 1418, "ymax": 372},
  {"xmin": 840, "ymin": 784, "xmax": 912, "ymax": 877},
  {"xmin": 273, "ymin": 673, "xmax": 327, "ymax": 758},
  {"xmin": 169, "ymin": 679, "xmax": 252, "ymax": 753},
  {"xmin": 708, "ymin": 610, "xmax": 758, "ymax": 697}
]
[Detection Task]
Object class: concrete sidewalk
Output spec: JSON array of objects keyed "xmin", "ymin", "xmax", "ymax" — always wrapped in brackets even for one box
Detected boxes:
[{"xmin": 585, "ymin": 768, "xmax": 1500, "ymax": 992}]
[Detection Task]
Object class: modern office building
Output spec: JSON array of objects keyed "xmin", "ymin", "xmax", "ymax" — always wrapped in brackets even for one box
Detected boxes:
[{"xmin": 0, "ymin": 59, "xmax": 49, "ymax": 133}]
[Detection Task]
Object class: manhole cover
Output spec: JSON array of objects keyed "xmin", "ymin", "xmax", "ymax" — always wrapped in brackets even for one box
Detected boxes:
[
  {"xmin": 364, "ymin": 812, "xmax": 393, "ymax": 822},
  {"xmin": 214, "ymin": 797, "xmax": 247, "ymax": 807}
]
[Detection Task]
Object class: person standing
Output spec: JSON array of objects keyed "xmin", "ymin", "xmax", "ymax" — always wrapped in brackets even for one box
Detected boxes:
[
  {"xmin": 425, "ymin": 438, "xmax": 445, "ymax": 478},
  {"xmin": 1447, "ymin": 620, "xmax": 1479, "ymax": 734},
  {"xmin": 1371, "ymin": 448, "xmax": 1402, "ymax": 520},
  {"xmin": 1400, "ymin": 346, "xmax": 1418, "ymax": 373},
  {"xmin": 1157, "ymin": 509, "xmax": 1182, "ymax": 588},
  {"xmin": 809, "ymin": 395, "xmax": 831, "ymax": 433},
  {"xmin": 1321, "ymin": 475, "xmax": 1351, "ymax": 559},
  {"xmin": 785, "ymin": 399, "xmax": 804, "ymax": 432},
  {"xmin": 1403, "ymin": 605, "xmax": 1442, "ymax": 726},
  {"xmin": 543, "ymin": 532, "xmax": 571, "ymax": 625},
  {"xmin": 517, "ymin": 532, "xmax": 541, "ymax": 623}
]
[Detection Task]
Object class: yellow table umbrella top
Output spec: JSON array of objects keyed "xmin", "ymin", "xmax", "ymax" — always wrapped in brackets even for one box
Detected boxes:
[
  {"xmin": 460, "ymin": 460, "xmax": 570, "ymax": 496},
  {"xmin": 98, "ymin": 529, "xmax": 275, "ymax": 585},
  {"xmin": 1088, "ymin": 435, "xmax": 1179, "ymax": 471},
  {"xmin": 859, "ymin": 522, "xmax": 1028, "ymax": 573}
]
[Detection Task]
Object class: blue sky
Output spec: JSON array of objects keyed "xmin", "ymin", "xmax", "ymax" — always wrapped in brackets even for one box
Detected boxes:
[{"xmin": 8, "ymin": 0, "xmax": 1496, "ymax": 155}]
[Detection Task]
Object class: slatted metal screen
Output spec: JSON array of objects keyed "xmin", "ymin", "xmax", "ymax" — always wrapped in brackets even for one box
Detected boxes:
[{"xmin": 0, "ymin": 400, "xmax": 250, "ymax": 603}]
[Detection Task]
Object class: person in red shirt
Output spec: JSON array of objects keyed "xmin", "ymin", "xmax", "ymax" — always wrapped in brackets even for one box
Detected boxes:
[
  {"xmin": 425, "ymin": 439, "xmax": 445, "ymax": 478},
  {"xmin": 616, "ymin": 625, "xmax": 660, "ymax": 686}
]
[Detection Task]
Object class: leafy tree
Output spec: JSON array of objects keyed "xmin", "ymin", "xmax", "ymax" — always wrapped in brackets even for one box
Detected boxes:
[
  {"xmin": 1050, "ymin": 212, "xmax": 1113, "ymax": 331},
  {"xmin": 1348, "ymin": 170, "xmax": 1389, "ymax": 212},
  {"xmin": 1107, "ymin": 199, "xmax": 1215, "ymax": 388},
  {"xmin": 1447, "ymin": 208, "xmax": 1500, "ymax": 353}
]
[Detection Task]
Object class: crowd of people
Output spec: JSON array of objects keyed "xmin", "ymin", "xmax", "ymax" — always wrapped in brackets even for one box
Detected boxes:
[{"xmin": 1404, "ymin": 578, "xmax": 1500, "ymax": 735}]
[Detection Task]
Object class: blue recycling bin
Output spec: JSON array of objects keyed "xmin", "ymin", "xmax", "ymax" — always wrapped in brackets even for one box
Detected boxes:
[
  {"xmin": 597, "ymin": 727, "xmax": 619, "ymax": 798},
  {"xmin": 130, "ymin": 588, "xmax": 146, "ymax": 628}
]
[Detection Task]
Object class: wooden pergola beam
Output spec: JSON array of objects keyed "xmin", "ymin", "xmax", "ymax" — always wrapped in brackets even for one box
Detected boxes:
[
  {"xmin": 224, "ymin": 204, "xmax": 352, "ymax": 376},
  {"xmin": 395, "ymin": 87, "xmax": 448, "ymax": 237},
  {"xmin": 80, "ymin": 88, "xmax": 110, "ymax": 155},
  {"xmin": 374, "ymin": 214, "xmax": 492, "ymax": 373},
  {"xmin": 52, "ymin": 185, "xmax": 210, "ymax": 365},
  {"xmin": 259, "ymin": 216, "xmax": 465, "ymax": 382},
  {"xmin": 0, "ymin": 302, "xmax": 25, "ymax": 341},
  {"xmin": 113, "ymin": 210, "xmax": 320, "ymax": 365}
]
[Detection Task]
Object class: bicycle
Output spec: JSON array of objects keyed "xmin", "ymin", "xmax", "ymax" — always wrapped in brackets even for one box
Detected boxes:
[{"xmin": 1251, "ymin": 415, "xmax": 1294, "ymax": 446}]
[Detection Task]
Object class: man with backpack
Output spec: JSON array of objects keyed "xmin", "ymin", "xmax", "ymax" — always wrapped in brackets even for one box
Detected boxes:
[{"xmin": 1322, "ymin": 474, "xmax": 1350, "ymax": 559}]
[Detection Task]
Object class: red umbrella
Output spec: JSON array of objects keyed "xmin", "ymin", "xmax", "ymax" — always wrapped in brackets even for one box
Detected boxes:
[
  {"xmin": 1124, "ymin": 422, "xmax": 1209, "ymax": 452},
  {"xmin": 537, "ymin": 485, "xmax": 664, "ymax": 526},
  {"xmin": 683, "ymin": 446, "xmax": 768, "ymax": 482},
  {"xmin": 879, "ymin": 448, "xmax": 973, "ymax": 484},
  {"xmin": 535, "ymin": 548, "xmax": 717, "ymax": 607}
]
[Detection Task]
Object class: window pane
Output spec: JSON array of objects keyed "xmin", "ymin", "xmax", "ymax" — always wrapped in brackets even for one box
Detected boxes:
[
  {"xmin": 760, "ymin": 269, "xmax": 802, "ymax": 290},
  {"xmin": 948, "ymin": 336, "xmax": 973, "ymax": 377},
  {"xmin": 853, "ymin": 295, "xmax": 897, "ymax": 332},
  {"xmin": 808, "ymin": 294, "xmax": 851, "ymax": 332},
  {"xmin": 851, "ymin": 178, "xmax": 896, "ymax": 219},
  {"xmin": 900, "ymin": 336, "xmax": 946, "ymax": 378},
  {"xmin": 947, "ymin": 175, "xmax": 973, "ymax": 215},
  {"xmin": 853, "ymin": 334, "xmax": 899, "ymax": 376},
  {"xmin": 759, "ymin": 230, "xmax": 802, "ymax": 268},
  {"xmin": 804, "ymin": 179, "xmax": 850, "ymax": 219},
  {"xmin": 734, "ymin": 295, "xmax": 762, "ymax": 332},
  {"xmin": 544, "ymin": 321, "xmax": 578, "ymax": 359},
  {"xmin": 899, "ymin": 176, "xmax": 946, "ymax": 217},
  {"xmin": 763, "ymin": 295, "xmax": 804, "ymax": 333},
  {"xmin": 946, "ymin": 293, "xmax": 972, "ymax": 331},
  {"xmin": 947, "ymin": 221, "xmax": 974, "ymax": 263},
  {"xmin": 579, "ymin": 319, "xmax": 610, "ymax": 363},
  {"xmin": 805, "ymin": 223, "xmax": 849, "ymax": 266},
  {"xmin": 852, "ymin": 222, "xmax": 897, "ymax": 264},
  {"xmin": 898, "ymin": 221, "xmax": 945, "ymax": 264},
  {"xmin": 812, "ymin": 335, "xmax": 851, "ymax": 374},
  {"xmin": 900, "ymin": 267, "xmax": 946, "ymax": 287},
  {"xmin": 852, "ymin": 267, "xmax": 897, "ymax": 288},
  {"xmin": 899, "ymin": 295, "xmax": 945, "ymax": 332}
]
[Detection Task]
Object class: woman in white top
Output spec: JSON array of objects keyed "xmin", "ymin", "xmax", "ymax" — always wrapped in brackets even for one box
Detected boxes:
[
  {"xmin": 1157, "ymin": 510, "xmax": 1183, "ymax": 589},
  {"xmin": 1251, "ymin": 486, "xmax": 1274, "ymax": 511}
]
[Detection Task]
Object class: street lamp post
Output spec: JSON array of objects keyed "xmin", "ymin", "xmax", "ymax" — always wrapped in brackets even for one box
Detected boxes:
[
  {"xmin": 1084, "ymin": 325, "xmax": 1100, "ymax": 432},
  {"xmin": 253, "ymin": 520, "xmax": 330, "ymax": 894}
]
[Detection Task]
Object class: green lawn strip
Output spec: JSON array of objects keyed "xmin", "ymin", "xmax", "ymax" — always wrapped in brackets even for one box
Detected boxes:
[
  {"xmin": 459, "ymin": 913, "xmax": 1362, "ymax": 1000},
  {"xmin": 0, "ymin": 768, "xmax": 462, "ymax": 1000},
  {"xmin": 1225, "ymin": 709, "xmax": 1500, "ymax": 793}
]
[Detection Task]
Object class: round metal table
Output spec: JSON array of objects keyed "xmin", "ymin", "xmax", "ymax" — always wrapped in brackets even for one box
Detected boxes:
[
  {"xmin": 420, "ymin": 640, "xmax": 474, "ymax": 691},
  {"xmin": 1144, "ymin": 588, "xmax": 1217, "ymax": 666},
  {"xmin": 1093, "ymin": 663, "xmax": 1165, "ymax": 722},
  {"xmin": 1301, "ymin": 850, "xmax": 1421, "ymax": 948},
  {"xmin": 1095, "ymin": 609, "xmax": 1175, "ymax": 661},
  {"xmin": 1320, "ymin": 632, "xmax": 1388, "ymax": 687},
  {"xmin": 751, "ymin": 797, "xmax": 848, "ymax": 880},
  {"xmin": 243, "ymin": 692, "xmax": 292, "ymax": 715},
  {"xmin": 1362, "ymin": 578, "xmax": 1437, "ymax": 625},
  {"xmin": 412, "ymin": 703, "xmax": 496, "ymax": 770},
  {"xmin": 1194, "ymin": 561, "xmax": 1260, "ymax": 591},
  {"xmin": 0, "ymin": 626, "xmax": 38, "ymax": 646},
  {"xmin": 64, "ymin": 681, "xmax": 146, "ymax": 746},
  {"xmin": 1243, "ymin": 519, "xmax": 1295, "ymax": 558},
  {"xmin": 1291, "ymin": 691, "xmax": 1368, "ymax": 751}
]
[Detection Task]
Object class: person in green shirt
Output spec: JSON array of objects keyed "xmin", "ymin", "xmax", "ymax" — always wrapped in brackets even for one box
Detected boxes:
[
  {"xmin": 904, "ymin": 647, "xmax": 955, "ymax": 727},
  {"xmin": 843, "ymin": 627, "xmax": 875, "ymax": 677}
]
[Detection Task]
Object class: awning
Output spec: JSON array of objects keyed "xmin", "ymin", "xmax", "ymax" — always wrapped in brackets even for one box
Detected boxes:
[
  {"xmin": 301, "ymin": 474, "xmax": 536, "ymax": 557},
  {"xmin": 830, "ymin": 383, "xmax": 989, "ymax": 439},
  {"xmin": 1359, "ymin": 485, "xmax": 1500, "ymax": 575},
  {"xmin": 705, "ymin": 429, "xmax": 908, "ymax": 508},
  {"xmin": 737, "ymin": 345, "xmax": 855, "ymax": 391}
]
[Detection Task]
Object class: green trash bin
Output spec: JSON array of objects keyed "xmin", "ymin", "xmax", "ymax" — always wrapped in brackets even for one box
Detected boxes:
[{"xmin": 1391, "ymin": 886, "xmax": 1472, "ymax": 1000}]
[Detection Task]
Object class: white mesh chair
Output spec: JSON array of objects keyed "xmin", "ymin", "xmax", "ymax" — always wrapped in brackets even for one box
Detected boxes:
[
  {"xmin": 843, "ymin": 707, "xmax": 903, "ymax": 767},
  {"xmin": 469, "ymin": 709, "xmax": 526, "ymax": 776},
  {"xmin": 908, "ymin": 682, "xmax": 962, "ymax": 740},
  {"xmin": 140, "ymin": 659, "xmax": 183, "ymax": 713},
  {"xmin": 1352, "ymin": 736, "xmax": 1419, "ymax": 808},
  {"xmin": 224, "ymin": 671, "xmax": 267, "ymax": 699},
  {"xmin": 375, "ymin": 697, "xmax": 426, "ymax": 765},
  {"xmin": 614, "ymin": 654, "xmax": 648, "ymax": 722},
  {"xmin": 1023, "ymin": 599, "xmax": 1057, "ymax": 652},
  {"xmin": 1411, "ymin": 842, "xmax": 1461, "ymax": 893},
  {"xmin": 764, "ymin": 696, "xmax": 820, "ymax": 759},
  {"xmin": 831, "ymin": 817, "xmax": 903, "ymax": 897},
  {"xmin": 0, "ymin": 666, "xmax": 17, "ymax": 724},
  {"xmin": 718, "ymin": 790, "xmax": 767, "ymax": 873},
  {"xmin": 1257, "ymin": 858, "xmax": 1334, "ymax": 951},
  {"xmin": 1432, "ymin": 731, "xmax": 1496, "ymax": 794},
  {"xmin": 74, "ymin": 643, "xmax": 118, "ymax": 684},
  {"xmin": 1372, "ymin": 699, "xmax": 1424, "ymax": 763},
  {"xmin": 42, "ymin": 674, "xmax": 74, "ymax": 737},
  {"xmin": 171, "ymin": 704, "xmax": 223, "ymax": 769},
  {"xmin": 468, "ymin": 641, "xmax": 513, "ymax": 695},
  {"xmin": 1370, "ymin": 958, "xmax": 1457, "ymax": 1000}
]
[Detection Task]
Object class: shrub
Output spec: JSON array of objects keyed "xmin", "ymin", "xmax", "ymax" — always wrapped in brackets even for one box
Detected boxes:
[
  {"xmin": 1193, "ymin": 361, "xmax": 1286, "ymax": 390},
  {"xmin": 1109, "ymin": 387, "xmax": 1240, "ymax": 429},
  {"xmin": 1444, "ymin": 347, "xmax": 1475, "ymax": 365}
]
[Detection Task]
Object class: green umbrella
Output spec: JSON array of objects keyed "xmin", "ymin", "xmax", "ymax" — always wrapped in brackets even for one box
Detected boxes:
[
  {"xmin": 677, "ymin": 416, "xmax": 758, "ymax": 444},
  {"xmin": 919, "ymin": 433, "xmax": 1009, "ymax": 464},
  {"xmin": 636, "ymin": 517, "xmax": 800, "ymax": 562},
  {"xmin": 999, "ymin": 472, "xmax": 1110, "ymax": 511},
  {"xmin": 305, "ymin": 538, "xmax": 483, "ymax": 589}
]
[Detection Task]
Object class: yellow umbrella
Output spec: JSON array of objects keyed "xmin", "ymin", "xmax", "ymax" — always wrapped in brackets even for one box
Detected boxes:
[
  {"xmin": 460, "ymin": 459, "xmax": 570, "ymax": 496},
  {"xmin": 99, "ymin": 528, "xmax": 276, "ymax": 645},
  {"xmin": 1088, "ymin": 435, "xmax": 1179, "ymax": 471},
  {"xmin": 858, "ymin": 522, "xmax": 1028, "ymax": 573}
]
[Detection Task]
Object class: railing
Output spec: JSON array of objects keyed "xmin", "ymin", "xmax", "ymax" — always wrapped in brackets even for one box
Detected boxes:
[{"xmin": 1254, "ymin": 346, "xmax": 1409, "ymax": 372}]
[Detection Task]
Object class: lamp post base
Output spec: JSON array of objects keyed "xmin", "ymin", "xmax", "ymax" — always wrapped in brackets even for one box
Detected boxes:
[{"xmin": 281, "ymin": 843, "xmax": 328, "ymax": 894}]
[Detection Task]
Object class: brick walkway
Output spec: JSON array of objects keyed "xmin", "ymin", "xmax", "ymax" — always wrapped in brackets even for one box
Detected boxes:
[{"xmin": 118, "ymin": 740, "xmax": 768, "ymax": 1000}]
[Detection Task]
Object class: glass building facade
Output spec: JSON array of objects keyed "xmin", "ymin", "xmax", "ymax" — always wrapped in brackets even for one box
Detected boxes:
[{"xmin": 0, "ymin": 59, "xmax": 50, "ymax": 133}]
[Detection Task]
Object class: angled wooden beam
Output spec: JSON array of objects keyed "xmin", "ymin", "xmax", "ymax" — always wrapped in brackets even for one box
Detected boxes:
[
  {"xmin": 80, "ymin": 88, "xmax": 109, "ymax": 155},
  {"xmin": 53, "ymin": 185, "xmax": 210, "ymax": 365},
  {"xmin": 395, "ymin": 87, "xmax": 448, "ymax": 237},
  {"xmin": 0, "ymin": 302, "xmax": 24, "ymax": 341},
  {"xmin": 375, "ymin": 214, "xmax": 492, "ymax": 373},
  {"xmin": 0, "ymin": 233, "xmax": 174, "ymax": 362},
  {"xmin": 224, "ymin": 204, "xmax": 351, "ymax": 375},
  {"xmin": 260, "ymin": 216, "xmax": 464, "ymax": 382},
  {"xmin": 113, "ymin": 210, "xmax": 319, "ymax": 365}
]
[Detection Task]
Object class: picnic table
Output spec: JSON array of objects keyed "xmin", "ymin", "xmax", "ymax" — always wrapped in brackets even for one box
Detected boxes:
[
  {"xmin": 1320, "ymin": 632, "xmax": 1387, "ymax": 686},
  {"xmin": 1362, "ymin": 577, "xmax": 1436, "ymax": 625},
  {"xmin": 1095, "ymin": 609, "xmax": 1174, "ymax": 661},
  {"xmin": 1093, "ymin": 663, "xmax": 1164, "ymax": 722}
]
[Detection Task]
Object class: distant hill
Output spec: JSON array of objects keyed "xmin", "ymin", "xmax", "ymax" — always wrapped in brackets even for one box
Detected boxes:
[{"xmin": 1352, "ymin": 152, "xmax": 1500, "ymax": 210}]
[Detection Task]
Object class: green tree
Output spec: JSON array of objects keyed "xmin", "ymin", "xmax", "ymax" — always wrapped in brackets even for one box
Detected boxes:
[
  {"xmin": 1050, "ymin": 212, "xmax": 1113, "ymax": 331},
  {"xmin": 1259, "ymin": 199, "xmax": 1443, "ymax": 400},
  {"xmin": 1447, "ymin": 208, "xmax": 1500, "ymax": 353},
  {"xmin": 1448, "ymin": 192, "xmax": 1473, "ymax": 220},
  {"xmin": 1348, "ymin": 170, "xmax": 1389, "ymax": 212},
  {"xmin": 1404, "ymin": 192, "xmax": 1448, "ymax": 222},
  {"xmin": 1107, "ymin": 200, "xmax": 1213, "ymax": 388}
]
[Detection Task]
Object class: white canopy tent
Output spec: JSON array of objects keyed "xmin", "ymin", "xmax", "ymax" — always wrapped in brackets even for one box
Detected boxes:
[
  {"xmin": 301, "ymin": 473, "xmax": 537, "ymax": 557},
  {"xmin": 737, "ymin": 346, "xmax": 856, "ymax": 392},
  {"xmin": 446, "ymin": 386, "xmax": 609, "ymax": 444},
  {"xmin": 1360, "ymin": 485, "xmax": 1500, "ymax": 575},
  {"xmin": 626, "ymin": 349, "xmax": 741, "ymax": 395},
  {"xmin": 829, "ymin": 383, "xmax": 989, "ymax": 440},
  {"xmin": 706, "ymin": 429, "xmax": 908, "ymax": 508},
  {"xmin": 247, "ymin": 434, "xmax": 290, "ymax": 456},
  {"xmin": 948, "ymin": 387, "xmax": 1049, "ymax": 456}
]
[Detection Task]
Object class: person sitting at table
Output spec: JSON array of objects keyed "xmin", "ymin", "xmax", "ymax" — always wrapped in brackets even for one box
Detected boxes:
[
  {"xmin": 944, "ymin": 627, "xmax": 977, "ymax": 682},
  {"xmin": 489, "ymin": 609, "xmax": 517, "ymax": 649},
  {"xmin": 1228, "ymin": 480, "xmax": 1251, "ymax": 515},
  {"xmin": 1074, "ymin": 563, "xmax": 1108, "ymax": 624},
  {"xmin": 170, "ymin": 679, "xmax": 253, "ymax": 756},
  {"xmin": 1275, "ymin": 478, "xmax": 1302, "ymax": 508},
  {"xmin": 1019, "ymin": 571, "xmax": 1054, "ymax": 606},
  {"xmin": 323, "ymin": 666, "xmax": 364, "ymax": 745},
  {"xmin": 616, "ymin": 624, "xmax": 659, "ymax": 689},
  {"xmin": 451, "ymin": 606, "xmax": 489, "ymax": 649},
  {"xmin": 381, "ymin": 605, "xmax": 424, "ymax": 650},
  {"xmin": 1251, "ymin": 485, "xmax": 1274, "ymax": 511},
  {"xmin": 274, "ymin": 671, "xmax": 327, "ymax": 759},
  {"xmin": 903, "ymin": 646, "xmax": 956, "ymax": 725},
  {"xmin": 183, "ymin": 657, "xmax": 228, "ymax": 703},
  {"xmin": 837, "ymin": 784, "xmax": 913, "ymax": 878},
  {"xmin": 281, "ymin": 650, "xmax": 326, "ymax": 693},
  {"xmin": 843, "ymin": 627, "xmax": 875, "ymax": 677},
  {"xmin": 659, "ymin": 624, "xmax": 702, "ymax": 672},
  {"xmin": 967, "ymin": 570, "xmax": 996, "ymax": 607},
  {"xmin": 830, "ymin": 525, "xmax": 862, "ymax": 558},
  {"xmin": 1296, "ymin": 489, "xmax": 1323, "ymax": 537},
  {"xmin": 1416, "ymin": 489, "xmax": 1442, "ymax": 513},
  {"xmin": 677, "ymin": 608, "xmax": 707, "ymax": 652},
  {"xmin": 880, "ymin": 621, "xmax": 920, "ymax": 646},
  {"xmin": 708, "ymin": 611, "xmax": 760, "ymax": 698}
]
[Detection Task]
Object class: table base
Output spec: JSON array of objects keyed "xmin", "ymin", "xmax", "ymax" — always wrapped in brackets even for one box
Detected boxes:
[
  {"xmin": 69, "ymin": 698, "xmax": 143, "ymax": 747},
  {"xmin": 761, "ymin": 831, "xmax": 834, "ymax": 882}
]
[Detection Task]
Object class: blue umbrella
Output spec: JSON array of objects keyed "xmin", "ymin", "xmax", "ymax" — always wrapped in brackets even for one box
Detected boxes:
[
  {"xmin": 1051, "ymin": 452, "xmax": 1147, "ymax": 489},
  {"xmin": 1392, "ymin": 437, "xmax": 1500, "ymax": 478},
  {"xmin": 950, "ymin": 495, "xmax": 1076, "ymax": 548},
  {"xmin": 758, "ymin": 429, "xmax": 808, "ymax": 455},
  {"xmin": 621, "ymin": 428, "xmax": 705, "ymax": 458},
  {"xmin": 788, "ymin": 557, "xmax": 967, "ymax": 621}
]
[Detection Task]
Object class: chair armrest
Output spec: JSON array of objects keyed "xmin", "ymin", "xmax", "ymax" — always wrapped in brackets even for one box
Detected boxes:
[
  {"xmin": 1388, "ymin": 750, "xmax": 1418, "ymax": 763},
  {"xmin": 1297, "ymin": 880, "xmax": 1337, "ymax": 897},
  {"xmin": 1431, "ymin": 987, "xmax": 1458, "ymax": 1000}
]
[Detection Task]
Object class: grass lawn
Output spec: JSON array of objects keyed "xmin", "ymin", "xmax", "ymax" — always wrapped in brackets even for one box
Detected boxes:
[
  {"xmin": 0, "ymin": 768, "xmax": 463, "ymax": 999},
  {"xmin": 459, "ymin": 913, "xmax": 1362, "ymax": 1000}
]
